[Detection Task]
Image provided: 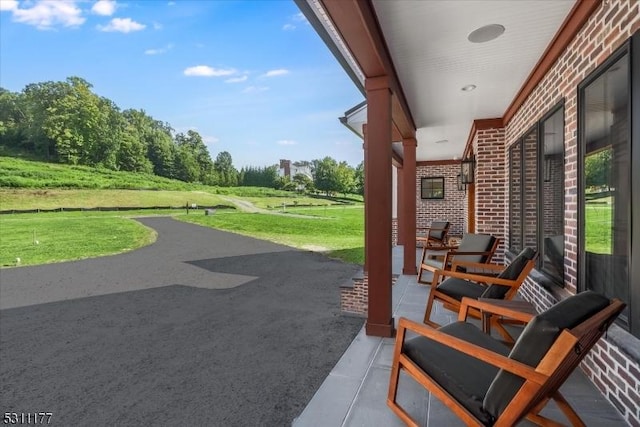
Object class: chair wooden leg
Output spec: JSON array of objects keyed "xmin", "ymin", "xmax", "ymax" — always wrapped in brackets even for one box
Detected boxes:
[
  {"xmin": 387, "ymin": 326, "xmax": 422, "ymax": 427},
  {"xmin": 417, "ymin": 247, "xmax": 428, "ymax": 283},
  {"xmin": 491, "ymin": 317, "xmax": 516, "ymax": 345},
  {"xmin": 423, "ymin": 290, "xmax": 441, "ymax": 327},
  {"xmin": 552, "ymin": 391, "xmax": 586, "ymax": 427}
]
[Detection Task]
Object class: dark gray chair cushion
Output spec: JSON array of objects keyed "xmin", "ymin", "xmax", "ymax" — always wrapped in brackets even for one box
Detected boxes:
[
  {"xmin": 436, "ymin": 277, "xmax": 487, "ymax": 301},
  {"xmin": 455, "ymin": 234, "xmax": 497, "ymax": 264},
  {"xmin": 481, "ymin": 247, "xmax": 536, "ymax": 299},
  {"xmin": 428, "ymin": 221, "xmax": 449, "ymax": 241},
  {"xmin": 404, "ymin": 322, "xmax": 511, "ymax": 426},
  {"xmin": 483, "ymin": 291, "xmax": 610, "ymax": 419}
]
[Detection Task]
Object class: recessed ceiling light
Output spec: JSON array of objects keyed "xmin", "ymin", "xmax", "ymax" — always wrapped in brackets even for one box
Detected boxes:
[
  {"xmin": 461, "ymin": 84, "xmax": 477, "ymax": 92},
  {"xmin": 468, "ymin": 24, "xmax": 505, "ymax": 43},
  {"xmin": 435, "ymin": 139, "xmax": 448, "ymax": 144}
]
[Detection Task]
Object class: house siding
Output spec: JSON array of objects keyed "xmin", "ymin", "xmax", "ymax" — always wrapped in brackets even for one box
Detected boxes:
[{"xmin": 502, "ymin": 1, "xmax": 640, "ymax": 424}]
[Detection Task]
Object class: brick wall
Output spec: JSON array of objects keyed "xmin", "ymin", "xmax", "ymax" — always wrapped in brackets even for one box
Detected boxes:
[
  {"xmin": 416, "ymin": 163, "xmax": 465, "ymax": 238},
  {"xmin": 503, "ymin": 1, "xmax": 640, "ymax": 424},
  {"xmin": 340, "ymin": 273, "xmax": 368, "ymax": 316},
  {"xmin": 473, "ymin": 127, "xmax": 507, "ymax": 262},
  {"xmin": 391, "ymin": 218, "xmax": 398, "ymax": 246}
]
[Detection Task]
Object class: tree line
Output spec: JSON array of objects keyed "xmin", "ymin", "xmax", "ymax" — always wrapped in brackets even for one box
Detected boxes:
[{"xmin": 0, "ymin": 76, "xmax": 363, "ymax": 194}]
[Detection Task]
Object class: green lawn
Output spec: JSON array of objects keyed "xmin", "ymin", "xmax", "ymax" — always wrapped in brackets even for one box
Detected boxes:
[
  {"xmin": 180, "ymin": 206, "xmax": 364, "ymax": 264},
  {"xmin": 585, "ymin": 202, "xmax": 612, "ymax": 254},
  {"xmin": 0, "ymin": 213, "xmax": 156, "ymax": 267}
]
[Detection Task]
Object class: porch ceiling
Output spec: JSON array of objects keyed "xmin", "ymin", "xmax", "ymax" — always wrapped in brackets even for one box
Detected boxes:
[{"xmin": 309, "ymin": 0, "xmax": 577, "ymax": 162}]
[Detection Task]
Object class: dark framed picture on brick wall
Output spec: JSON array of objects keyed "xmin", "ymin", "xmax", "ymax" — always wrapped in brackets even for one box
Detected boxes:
[{"xmin": 421, "ymin": 177, "xmax": 445, "ymax": 199}]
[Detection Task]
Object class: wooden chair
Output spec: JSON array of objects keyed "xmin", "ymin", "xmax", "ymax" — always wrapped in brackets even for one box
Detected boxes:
[
  {"xmin": 418, "ymin": 233, "xmax": 499, "ymax": 285},
  {"xmin": 416, "ymin": 221, "xmax": 450, "ymax": 249},
  {"xmin": 388, "ymin": 291, "xmax": 625, "ymax": 427},
  {"xmin": 423, "ymin": 247, "xmax": 538, "ymax": 342}
]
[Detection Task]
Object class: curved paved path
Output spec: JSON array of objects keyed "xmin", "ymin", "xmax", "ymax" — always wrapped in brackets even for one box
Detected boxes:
[{"xmin": 0, "ymin": 217, "xmax": 363, "ymax": 426}]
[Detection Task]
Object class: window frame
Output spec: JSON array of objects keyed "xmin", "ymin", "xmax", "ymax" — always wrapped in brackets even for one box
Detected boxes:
[
  {"xmin": 577, "ymin": 33, "xmax": 638, "ymax": 336},
  {"xmin": 508, "ymin": 102, "xmax": 566, "ymax": 286},
  {"xmin": 538, "ymin": 101, "xmax": 565, "ymax": 286},
  {"xmin": 420, "ymin": 176, "xmax": 445, "ymax": 199}
]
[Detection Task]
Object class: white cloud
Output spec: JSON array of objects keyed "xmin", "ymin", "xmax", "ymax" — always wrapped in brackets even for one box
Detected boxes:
[
  {"xmin": 225, "ymin": 75, "xmax": 248, "ymax": 83},
  {"xmin": 242, "ymin": 86, "xmax": 269, "ymax": 94},
  {"xmin": 153, "ymin": 21, "xmax": 162, "ymax": 30},
  {"xmin": 184, "ymin": 65, "xmax": 236, "ymax": 77},
  {"xmin": 264, "ymin": 69, "xmax": 289, "ymax": 77},
  {"xmin": 277, "ymin": 140, "xmax": 297, "ymax": 146},
  {"xmin": 98, "ymin": 17, "xmax": 145, "ymax": 33},
  {"xmin": 167, "ymin": 1, "xmax": 175, "ymax": 5},
  {"xmin": 91, "ymin": 0, "xmax": 116, "ymax": 16},
  {"xmin": 144, "ymin": 43, "xmax": 173, "ymax": 55},
  {"xmin": 7, "ymin": 0, "xmax": 85, "ymax": 30},
  {"xmin": 282, "ymin": 23, "xmax": 295, "ymax": 31},
  {"xmin": 0, "ymin": 0, "xmax": 18, "ymax": 12},
  {"xmin": 203, "ymin": 136, "xmax": 219, "ymax": 145},
  {"xmin": 292, "ymin": 12, "xmax": 306, "ymax": 22}
]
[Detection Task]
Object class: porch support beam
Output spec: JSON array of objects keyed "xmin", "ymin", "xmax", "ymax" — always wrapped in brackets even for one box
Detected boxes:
[
  {"xmin": 397, "ymin": 165, "xmax": 405, "ymax": 246},
  {"xmin": 365, "ymin": 75, "xmax": 394, "ymax": 338},
  {"xmin": 319, "ymin": 0, "xmax": 416, "ymax": 139},
  {"xmin": 401, "ymin": 138, "xmax": 417, "ymax": 275}
]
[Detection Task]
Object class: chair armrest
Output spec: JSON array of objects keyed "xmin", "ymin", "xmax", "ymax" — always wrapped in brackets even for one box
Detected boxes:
[
  {"xmin": 450, "ymin": 260, "xmax": 505, "ymax": 272},
  {"xmin": 396, "ymin": 317, "xmax": 547, "ymax": 384},
  {"xmin": 458, "ymin": 297, "xmax": 536, "ymax": 324},
  {"xmin": 431, "ymin": 268, "xmax": 521, "ymax": 287},
  {"xmin": 421, "ymin": 244, "xmax": 459, "ymax": 252}
]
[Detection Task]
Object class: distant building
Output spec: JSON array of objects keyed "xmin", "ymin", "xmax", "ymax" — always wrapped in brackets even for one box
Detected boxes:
[{"xmin": 278, "ymin": 159, "xmax": 312, "ymax": 180}]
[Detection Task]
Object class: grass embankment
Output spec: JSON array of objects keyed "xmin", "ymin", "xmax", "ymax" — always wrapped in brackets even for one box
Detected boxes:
[
  {"xmin": 0, "ymin": 189, "xmax": 230, "ymax": 210},
  {"xmin": 0, "ymin": 213, "xmax": 156, "ymax": 267},
  {"xmin": 181, "ymin": 206, "xmax": 364, "ymax": 264},
  {"xmin": 0, "ymin": 156, "xmax": 365, "ymax": 266}
]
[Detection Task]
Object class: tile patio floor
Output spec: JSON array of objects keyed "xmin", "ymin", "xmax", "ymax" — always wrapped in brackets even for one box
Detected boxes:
[{"xmin": 293, "ymin": 246, "xmax": 627, "ymax": 427}]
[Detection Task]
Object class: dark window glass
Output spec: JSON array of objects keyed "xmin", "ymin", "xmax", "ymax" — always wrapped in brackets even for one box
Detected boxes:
[
  {"xmin": 581, "ymin": 53, "xmax": 630, "ymax": 325},
  {"xmin": 421, "ymin": 177, "xmax": 444, "ymax": 199},
  {"xmin": 541, "ymin": 107, "xmax": 565, "ymax": 283},
  {"xmin": 509, "ymin": 140, "xmax": 522, "ymax": 253},
  {"xmin": 523, "ymin": 127, "xmax": 538, "ymax": 250}
]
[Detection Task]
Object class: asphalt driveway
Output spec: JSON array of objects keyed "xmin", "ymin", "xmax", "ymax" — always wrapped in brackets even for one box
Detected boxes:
[{"xmin": 0, "ymin": 217, "xmax": 363, "ymax": 426}]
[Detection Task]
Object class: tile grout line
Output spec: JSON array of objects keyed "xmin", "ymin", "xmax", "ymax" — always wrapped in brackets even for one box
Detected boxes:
[
  {"xmin": 340, "ymin": 274, "xmax": 413, "ymax": 426},
  {"xmin": 339, "ymin": 335, "xmax": 384, "ymax": 426}
]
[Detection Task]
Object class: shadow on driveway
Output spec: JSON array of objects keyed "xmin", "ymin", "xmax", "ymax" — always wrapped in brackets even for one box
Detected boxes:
[{"xmin": 0, "ymin": 217, "xmax": 363, "ymax": 426}]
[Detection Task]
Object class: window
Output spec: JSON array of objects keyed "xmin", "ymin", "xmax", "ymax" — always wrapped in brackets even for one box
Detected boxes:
[
  {"xmin": 579, "ymin": 34, "xmax": 638, "ymax": 336},
  {"xmin": 421, "ymin": 177, "xmax": 444, "ymax": 199},
  {"xmin": 541, "ymin": 107, "xmax": 565, "ymax": 284},
  {"xmin": 509, "ymin": 140, "xmax": 523, "ymax": 253},
  {"xmin": 508, "ymin": 104, "xmax": 565, "ymax": 286},
  {"xmin": 508, "ymin": 126, "xmax": 538, "ymax": 255}
]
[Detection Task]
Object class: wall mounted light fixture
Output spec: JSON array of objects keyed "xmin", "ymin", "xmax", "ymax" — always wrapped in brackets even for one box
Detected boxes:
[
  {"xmin": 460, "ymin": 156, "xmax": 475, "ymax": 184},
  {"xmin": 457, "ymin": 174, "xmax": 466, "ymax": 194}
]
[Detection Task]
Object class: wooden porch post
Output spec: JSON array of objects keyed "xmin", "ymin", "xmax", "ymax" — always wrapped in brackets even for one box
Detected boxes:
[
  {"xmin": 363, "ymin": 124, "xmax": 368, "ymax": 273},
  {"xmin": 365, "ymin": 76, "xmax": 394, "ymax": 337},
  {"xmin": 397, "ymin": 165, "xmax": 405, "ymax": 246},
  {"xmin": 402, "ymin": 138, "xmax": 417, "ymax": 274}
]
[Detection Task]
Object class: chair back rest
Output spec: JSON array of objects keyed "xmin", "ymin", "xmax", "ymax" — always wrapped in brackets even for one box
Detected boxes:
[
  {"xmin": 454, "ymin": 233, "xmax": 497, "ymax": 264},
  {"xmin": 428, "ymin": 221, "xmax": 450, "ymax": 242},
  {"xmin": 480, "ymin": 247, "xmax": 537, "ymax": 299},
  {"xmin": 483, "ymin": 291, "xmax": 620, "ymax": 422}
]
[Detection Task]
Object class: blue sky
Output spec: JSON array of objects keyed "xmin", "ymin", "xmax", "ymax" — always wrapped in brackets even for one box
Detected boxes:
[{"xmin": 0, "ymin": 0, "xmax": 365, "ymax": 168}]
